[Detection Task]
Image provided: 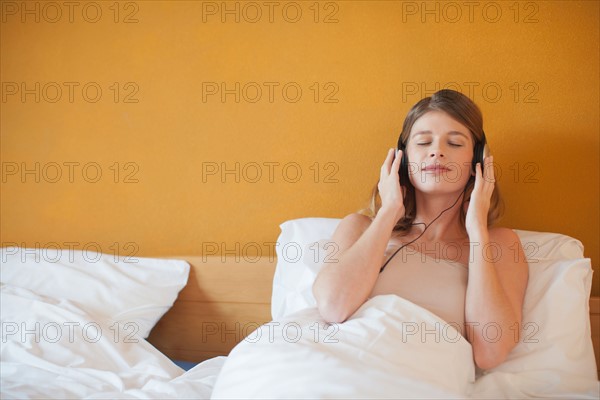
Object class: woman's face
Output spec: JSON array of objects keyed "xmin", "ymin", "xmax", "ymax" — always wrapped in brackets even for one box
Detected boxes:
[{"xmin": 405, "ymin": 110, "xmax": 475, "ymax": 194}]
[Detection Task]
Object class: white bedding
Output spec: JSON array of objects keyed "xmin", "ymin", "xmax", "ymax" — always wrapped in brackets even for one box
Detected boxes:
[
  {"xmin": 0, "ymin": 283, "xmax": 225, "ymax": 399},
  {"xmin": 211, "ymin": 294, "xmax": 600, "ymax": 399},
  {"xmin": 1, "ymin": 281, "xmax": 599, "ymax": 399},
  {"xmin": 212, "ymin": 294, "xmax": 475, "ymax": 398}
]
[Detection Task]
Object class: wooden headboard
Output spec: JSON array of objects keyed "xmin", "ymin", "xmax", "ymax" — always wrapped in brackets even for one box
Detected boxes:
[
  {"xmin": 147, "ymin": 256, "xmax": 600, "ymax": 377},
  {"xmin": 148, "ymin": 256, "xmax": 276, "ymax": 361}
]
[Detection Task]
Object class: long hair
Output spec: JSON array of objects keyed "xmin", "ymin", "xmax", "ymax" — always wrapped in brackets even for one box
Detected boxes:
[{"xmin": 358, "ymin": 89, "xmax": 504, "ymax": 236}]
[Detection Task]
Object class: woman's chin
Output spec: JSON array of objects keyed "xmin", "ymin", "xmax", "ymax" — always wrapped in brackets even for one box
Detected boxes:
[{"xmin": 411, "ymin": 182, "xmax": 468, "ymax": 196}]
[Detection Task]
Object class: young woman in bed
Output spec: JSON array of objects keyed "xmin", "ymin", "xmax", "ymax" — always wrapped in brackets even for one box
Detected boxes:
[{"xmin": 312, "ymin": 89, "xmax": 529, "ymax": 371}]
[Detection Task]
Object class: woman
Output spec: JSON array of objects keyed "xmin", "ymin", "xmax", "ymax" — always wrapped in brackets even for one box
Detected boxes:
[{"xmin": 312, "ymin": 89, "xmax": 529, "ymax": 371}]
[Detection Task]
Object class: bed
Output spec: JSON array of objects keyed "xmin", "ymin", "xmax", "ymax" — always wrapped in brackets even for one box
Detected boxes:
[{"xmin": 1, "ymin": 217, "xmax": 599, "ymax": 399}]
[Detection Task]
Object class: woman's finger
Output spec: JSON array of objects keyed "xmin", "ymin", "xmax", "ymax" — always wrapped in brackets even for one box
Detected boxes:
[
  {"xmin": 474, "ymin": 162, "xmax": 484, "ymax": 191},
  {"xmin": 396, "ymin": 149, "xmax": 402, "ymax": 161},
  {"xmin": 381, "ymin": 148, "xmax": 394, "ymax": 175},
  {"xmin": 393, "ymin": 150, "xmax": 402, "ymax": 169},
  {"xmin": 484, "ymin": 155, "xmax": 495, "ymax": 184}
]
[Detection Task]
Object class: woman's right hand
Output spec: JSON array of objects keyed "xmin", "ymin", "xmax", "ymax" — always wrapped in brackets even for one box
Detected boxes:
[{"xmin": 378, "ymin": 148, "xmax": 406, "ymax": 222}]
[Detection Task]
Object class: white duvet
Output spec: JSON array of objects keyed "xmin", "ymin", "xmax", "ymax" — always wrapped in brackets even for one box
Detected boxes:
[
  {"xmin": 212, "ymin": 294, "xmax": 599, "ymax": 399},
  {"xmin": 2, "ymin": 283, "xmax": 598, "ymax": 399},
  {"xmin": 212, "ymin": 294, "xmax": 475, "ymax": 398}
]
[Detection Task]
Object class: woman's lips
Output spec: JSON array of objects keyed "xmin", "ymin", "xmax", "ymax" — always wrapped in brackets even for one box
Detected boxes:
[{"xmin": 422, "ymin": 166, "xmax": 450, "ymax": 172}]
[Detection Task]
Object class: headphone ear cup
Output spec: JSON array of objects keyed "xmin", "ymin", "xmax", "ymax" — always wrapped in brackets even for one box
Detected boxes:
[
  {"xmin": 472, "ymin": 142, "xmax": 483, "ymax": 175},
  {"xmin": 482, "ymin": 143, "xmax": 489, "ymax": 163},
  {"xmin": 398, "ymin": 144, "xmax": 408, "ymax": 187}
]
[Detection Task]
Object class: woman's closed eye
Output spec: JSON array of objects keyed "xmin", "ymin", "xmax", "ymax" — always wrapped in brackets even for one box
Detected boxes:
[{"xmin": 416, "ymin": 142, "xmax": 463, "ymax": 147}]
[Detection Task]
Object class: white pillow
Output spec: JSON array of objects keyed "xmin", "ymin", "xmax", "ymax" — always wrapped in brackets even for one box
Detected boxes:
[
  {"xmin": 0, "ymin": 246, "xmax": 190, "ymax": 338},
  {"xmin": 484, "ymin": 257, "xmax": 597, "ymax": 378},
  {"xmin": 272, "ymin": 218, "xmax": 597, "ymax": 385},
  {"xmin": 511, "ymin": 228, "xmax": 585, "ymax": 260},
  {"xmin": 272, "ymin": 218, "xmax": 340, "ymax": 320}
]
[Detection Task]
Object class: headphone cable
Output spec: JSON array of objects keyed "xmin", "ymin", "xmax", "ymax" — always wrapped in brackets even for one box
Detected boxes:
[{"xmin": 379, "ymin": 188, "xmax": 467, "ymax": 273}]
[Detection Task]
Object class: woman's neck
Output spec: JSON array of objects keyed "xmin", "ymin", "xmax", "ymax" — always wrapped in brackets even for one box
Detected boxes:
[{"xmin": 410, "ymin": 191, "xmax": 468, "ymax": 242}]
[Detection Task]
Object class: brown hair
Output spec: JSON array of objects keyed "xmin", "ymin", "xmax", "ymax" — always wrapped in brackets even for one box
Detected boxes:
[{"xmin": 358, "ymin": 89, "xmax": 504, "ymax": 236}]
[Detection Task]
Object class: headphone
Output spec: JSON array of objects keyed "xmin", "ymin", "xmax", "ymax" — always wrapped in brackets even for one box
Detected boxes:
[
  {"xmin": 396, "ymin": 130, "xmax": 489, "ymax": 187},
  {"xmin": 379, "ymin": 131, "xmax": 490, "ymax": 274}
]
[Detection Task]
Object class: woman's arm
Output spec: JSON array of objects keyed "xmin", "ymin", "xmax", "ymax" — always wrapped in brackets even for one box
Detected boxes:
[
  {"xmin": 313, "ymin": 148, "xmax": 405, "ymax": 323},
  {"xmin": 312, "ymin": 206, "xmax": 398, "ymax": 323},
  {"xmin": 464, "ymin": 156, "xmax": 529, "ymax": 370},
  {"xmin": 465, "ymin": 227, "xmax": 529, "ymax": 370}
]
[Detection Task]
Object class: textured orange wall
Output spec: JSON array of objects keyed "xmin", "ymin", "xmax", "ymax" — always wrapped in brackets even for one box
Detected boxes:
[{"xmin": 1, "ymin": 1, "xmax": 598, "ymax": 295}]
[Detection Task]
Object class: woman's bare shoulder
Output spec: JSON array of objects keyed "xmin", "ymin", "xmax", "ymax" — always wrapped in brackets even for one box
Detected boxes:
[
  {"xmin": 328, "ymin": 213, "xmax": 373, "ymax": 253},
  {"xmin": 337, "ymin": 212, "xmax": 373, "ymax": 235},
  {"xmin": 487, "ymin": 226, "xmax": 526, "ymax": 257},
  {"xmin": 488, "ymin": 226, "xmax": 520, "ymax": 244}
]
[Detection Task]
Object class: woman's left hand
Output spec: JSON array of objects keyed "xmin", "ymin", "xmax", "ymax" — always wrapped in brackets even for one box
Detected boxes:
[{"xmin": 465, "ymin": 155, "xmax": 495, "ymax": 237}]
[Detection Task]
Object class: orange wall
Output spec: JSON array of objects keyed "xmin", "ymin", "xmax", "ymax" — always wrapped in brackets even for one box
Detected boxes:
[{"xmin": 1, "ymin": 1, "xmax": 598, "ymax": 295}]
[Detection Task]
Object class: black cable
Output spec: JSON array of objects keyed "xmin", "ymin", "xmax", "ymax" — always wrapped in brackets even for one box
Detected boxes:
[{"xmin": 379, "ymin": 188, "xmax": 467, "ymax": 273}]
